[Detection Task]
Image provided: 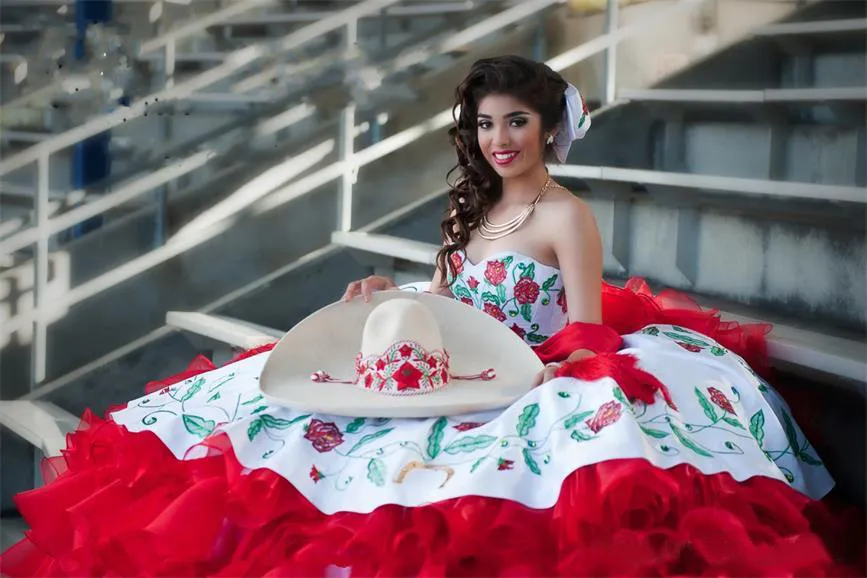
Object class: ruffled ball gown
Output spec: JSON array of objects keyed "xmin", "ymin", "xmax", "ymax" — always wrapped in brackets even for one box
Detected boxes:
[{"xmin": 1, "ymin": 251, "xmax": 864, "ymax": 577}]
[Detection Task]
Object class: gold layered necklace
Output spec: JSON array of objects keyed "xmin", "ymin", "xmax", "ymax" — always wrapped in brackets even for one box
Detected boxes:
[{"xmin": 478, "ymin": 176, "xmax": 554, "ymax": 240}]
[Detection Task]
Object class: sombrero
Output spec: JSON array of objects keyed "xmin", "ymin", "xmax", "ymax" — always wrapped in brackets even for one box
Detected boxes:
[{"xmin": 259, "ymin": 291, "xmax": 544, "ymax": 418}]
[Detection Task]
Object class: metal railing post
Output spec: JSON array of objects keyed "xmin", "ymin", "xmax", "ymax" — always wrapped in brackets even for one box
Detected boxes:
[
  {"xmin": 603, "ymin": 0, "xmax": 620, "ymax": 105},
  {"xmin": 32, "ymin": 151, "xmax": 51, "ymax": 387},
  {"xmin": 154, "ymin": 36, "xmax": 177, "ymax": 248},
  {"xmin": 338, "ymin": 18, "xmax": 359, "ymax": 232}
]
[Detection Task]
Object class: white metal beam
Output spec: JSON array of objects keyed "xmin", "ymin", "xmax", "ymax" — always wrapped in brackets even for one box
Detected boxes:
[
  {"xmin": 0, "ymin": 0, "xmax": 404, "ymax": 177},
  {"xmin": 549, "ymin": 165, "xmax": 867, "ymax": 204}
]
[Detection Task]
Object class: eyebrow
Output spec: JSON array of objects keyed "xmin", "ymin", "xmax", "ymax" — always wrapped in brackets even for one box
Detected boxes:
[{"xmin": 477, "ymin": 111, "xmax": 531, "ymax": 119}]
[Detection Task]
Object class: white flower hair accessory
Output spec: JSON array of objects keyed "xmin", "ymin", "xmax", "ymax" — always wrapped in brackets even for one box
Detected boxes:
[{"xmin": 552, "ymin": 83, "xmax": 591, "ymax": 163}]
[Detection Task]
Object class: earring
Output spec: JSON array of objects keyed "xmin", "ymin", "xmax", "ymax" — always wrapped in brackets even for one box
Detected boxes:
[{"xmin": 546, "ymin": 134, "xmax": 554, "ymax": 145}]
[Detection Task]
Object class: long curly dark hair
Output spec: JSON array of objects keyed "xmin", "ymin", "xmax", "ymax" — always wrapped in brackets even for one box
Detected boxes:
[{"xmin": 436, "ymin": 55, "xmax": 568, "ymax": 285}]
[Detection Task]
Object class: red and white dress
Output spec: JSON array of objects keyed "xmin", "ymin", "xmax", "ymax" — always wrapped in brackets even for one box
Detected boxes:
[{"xmin": 1, "ymin": 251, "xmax": 864, "ymax": 577}]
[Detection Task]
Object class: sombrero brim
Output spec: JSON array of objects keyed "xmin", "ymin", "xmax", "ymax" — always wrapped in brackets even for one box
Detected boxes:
[{"xmin": 259, "ymin": 291, "xmax": 544, "ymax": 418}]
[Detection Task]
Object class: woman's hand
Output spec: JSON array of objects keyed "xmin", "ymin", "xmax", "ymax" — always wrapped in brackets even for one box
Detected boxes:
[
  {"xmin": 342, "ymin": 275, "xmax": 398, "ymax": 302},
  {"xmin": 531, "ymin": 350, "xmax": 596, "ymax": 388},
  {"xmin": 531, "ymin": 362, "xmax": 563, "ymax": 388}
]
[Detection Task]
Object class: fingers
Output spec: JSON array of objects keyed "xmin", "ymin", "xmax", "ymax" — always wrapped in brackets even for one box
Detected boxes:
[
  {"xmin": 342, "ymin": 280, "xmax": 361, "ymax": 302},
  {"xmin": 360, "ymin": 278, "xmax": 375, "ymax": 302},
  {"xmin": 531, "ymin": 370, "xmax": 544, "ymax": 389},
  {"xmin": 543, "ymin": 364, "xmax": 559, "ymax": 383}
]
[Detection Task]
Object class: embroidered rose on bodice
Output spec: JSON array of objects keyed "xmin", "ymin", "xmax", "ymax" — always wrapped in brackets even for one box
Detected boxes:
[{"xmin": 448, "ymin": 252, "xmax": 569, "ymax": 346}]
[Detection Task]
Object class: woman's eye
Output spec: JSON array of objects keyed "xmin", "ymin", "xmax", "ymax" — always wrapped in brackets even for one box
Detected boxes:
[
  {"xmin": 510, "ymin": 118, "xmax": 527, "ymax": 127},
  {"xmin": 477, "ymin": 121, "xmax": 492, "ymax": 129}
]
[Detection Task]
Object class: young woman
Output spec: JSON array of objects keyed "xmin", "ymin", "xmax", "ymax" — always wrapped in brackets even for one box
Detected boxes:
[{"xmin": 1, "ymin": 56, "xmax": 863, "ymax": 577}]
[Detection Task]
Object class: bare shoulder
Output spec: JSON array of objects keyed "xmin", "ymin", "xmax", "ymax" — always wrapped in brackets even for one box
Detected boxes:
[{"xmin": 538, "ymin": 186, "xmax": 597, "ymax": 228}]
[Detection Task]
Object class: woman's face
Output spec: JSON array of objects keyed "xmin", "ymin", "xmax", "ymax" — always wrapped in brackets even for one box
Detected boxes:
[{"xmin": 476, "ymin": 93, "xmax": 546, "ymax": 179}]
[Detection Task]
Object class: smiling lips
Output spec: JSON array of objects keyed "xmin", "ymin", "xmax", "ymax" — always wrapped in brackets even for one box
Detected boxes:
[{"xmin": 492, "ymin": 150, "xmax": 519, "ymax": 166}]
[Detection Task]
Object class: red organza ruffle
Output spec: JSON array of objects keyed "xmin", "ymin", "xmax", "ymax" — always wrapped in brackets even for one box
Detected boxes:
[
  {"xmin": 1, "ymin": 410, "xmax": 863, "ymax": 577},
  {"xmin": 602, "ymin": 278, "xmax": 772, "ymax": 377},
  {"xmin": 2, "ymin": 278, "xmax": 861, "ymax": 576}
]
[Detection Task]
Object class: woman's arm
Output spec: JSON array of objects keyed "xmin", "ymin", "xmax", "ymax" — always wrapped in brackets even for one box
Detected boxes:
[
  {"xmin": 428, "ymin": 210, "xmax": 458, "ymax": 298},
  {"xmin": 429, "ymin": 256, "xmax": 455, "ymax": 298},
  {"xmin": 551, "ymin": 196, "xmax": 603, "ymax": 326}
]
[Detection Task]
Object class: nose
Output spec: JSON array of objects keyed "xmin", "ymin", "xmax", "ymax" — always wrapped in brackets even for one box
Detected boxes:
[{"xmin": 494, "ymin": 123, "xmax": 510, "ymax": 147}]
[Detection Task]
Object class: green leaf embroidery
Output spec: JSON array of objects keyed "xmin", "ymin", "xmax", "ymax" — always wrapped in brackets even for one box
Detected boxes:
[
  {"xmin": 722, "ymin": 416, "xmax": 745, "ymax": 429},
  {"xmin": 251, "ymin": 405, "xmax": 268, "ymax": 414},
  {"xmin": 348, "ymin": 428, "xmax": 395, "ymax": 456},
  {"xmin": 519, "ymin": 303, "xmax": 533, "ymax": 323},
  {"xmin": 541, "ymin": 274, "xmax": 558, "ymax": 291},
  {"xmin": 571, "ymin": 429, "xmax": 593, "ymax": 442},
  {"xmin": 663, "ymin": 332, "xmax": 709, "ymax": 347},
  {"xmin": 178, "ymin": 378, "xmax": 204, "ymax": 402},
  {"xmin": 346, "ymin": 418, "xmax": 366, "ymax": 433},
  {"xmin": 642, "ymin": 326, "xmax": 660, "ymax": 336},
  {"xmin": 525, "ymin": 333, "xmax": 548, "ymax": 344},
  {"xmin": 452, "ymin": 284, "xmax": 473, "ymax": 300},
  {"xmin": 496, "ymin": 285, "xmax": 507, "ymax": 304},
  {"xmin": 797, "ymin": 450, "xmax": 823, "ymax": 467},
  {"xmin": 247, "ymin": 418, "xmax": 263, "ymax": 441},
  {"xmin": 207, "ymin": 392, "xmax": 221, "ymax": 402},
  {"xmin": 564, "ymin": 410, "xmax": 594, "ymax": 430},
  {"xmin": 502, "ymin": 256, "xmax": 514, "ymax": 267},
  {"xmin": 366, "ymin": 458, "xmax": 387, "ymax": 487},
  {"xmin": 522, "ymin": 448, "xmax": 541, "ymax": 475},
  {"xmin": 710, "ymin": 346, "xmax": 726, "ymax": 356},
  {"xmin": 670, "ymin": 422, "xmax": 714, "ymax": 457},
  {"xmin": 444, "ymin": 435, "xmax": 497, "ymax": 454},
  {"xmin": 242, "ymin": 394, "xmax": 264, "ymax": 405},
  {"xmin": 481, "ymin": 291, "xmax": 499, "ymax": 305},
  {"xmin": 426, "ymin": 418, "xmax": 447, "ymax": 459},
  {"xmin": 521, "ymin": 262, "xmax": 536, "ymax": 280},
  {"xmin": 612, "ymin": 386, "xmax": 629, "ymax": 406},
  {"xmin": 749, "ymin": 410, "xmax": 766, "ymax": 447},
  {"xmin": 640, "ymin": 426, "xmax": 669, "ymax": 439},
  {"xmin": 558, "ymin": 391, "xmax": 570, "ymax": 399},
  {"xmin": 516, "ymin": 404, "xmax": 540, "ymax": 437},
  {"xmin": 261, "ymin": 413, "xmax": 309, "ymax": 430},
  {"xmin": 183, "ymin": 414, "xmax": 215, "ymax": 439},
  {"xmin": 695, "ymin": 388, "xmax": 719, "ymax": 423},
  {"xmin": 780, "ymin": 410, "xmax": 800, "ymax": 452},
  {"xmin": 470, "ymin": 457, "xmax": 486, "ymax": 473}
]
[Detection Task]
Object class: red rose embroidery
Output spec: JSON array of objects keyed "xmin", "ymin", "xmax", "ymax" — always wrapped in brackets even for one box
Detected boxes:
[
  {"xmin": 309, "ymin": 465, "xmax": 324, "ymax": 483},
  {"xmin": 460, "ymin": 297, "xmax": 474, "ymax": 307},
  {"xmin": 677, "ymin": 342, "xmax": 702, "ymax": 353},
  {"xmin": 497, "ymin": 458, "xmax": 514, "ymax": 471},
  {"xmin": 708, "ymin": 387, "xmax": 735, "ymax": 414},
  {"xmin": 557, "ymin": 289, "xmax": 568, "ymax": 313},
  {"xmin": 467, "ymin": 276, "xmax": 479, "ymax": 290},
  {"xmin": 304, "ymin": 419, "xmax": 345, "ymax": 453},
  {"xmin": 483, "ymin": 302, "xmax": 507, "ymax": 322},
  {"xmin": 394, "ymin": 361, "xmax": 423, "ymax": 391},
  {"xmin": 586, "ymin": 401, "xmax": 622, "ymax": 433},
  {"xmin": 484, "ymin": 260, "xmax": 507, "ymax": 285},
  {"xmin": 514, "ymin": 277, "xmax": 540, "ymax": 305},
  {"xmin": 450, "ymin": 252, "xmax": 464, "ymax": 276},
  {"xmin": 510, "ymin": 323, "xmax": 526, "ymax": 340},
  {"xmin": 453, "ymin": 422, "xmax": 486, "ymax": 432}
]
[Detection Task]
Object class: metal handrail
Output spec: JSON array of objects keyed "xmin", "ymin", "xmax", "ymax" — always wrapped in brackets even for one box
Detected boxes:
[
  {"xmin": 3, "ymin": 0, "xmax": 713, "ymax": 389},
  {"xmin": 0, "ymin": 0, "xmax": 403, "ymax": 176},
  {"xmin": 0, "ymin": 0, "xmax": 278, "ymax": 116},
  {"xmin": 0, "ymin": 0, "xmax": 539, "ymax": 255},
  {"xmin": 138, "ymin": 0, "xmax": 275, "ymax": 55}
]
